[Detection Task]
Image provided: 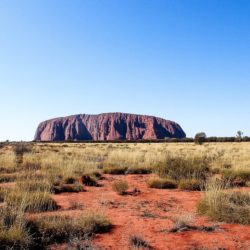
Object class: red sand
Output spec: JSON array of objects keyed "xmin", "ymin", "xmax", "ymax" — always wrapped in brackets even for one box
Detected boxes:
[{"xmin": 50, "ymin": 174, "xmax": 250, "ymax": 250}]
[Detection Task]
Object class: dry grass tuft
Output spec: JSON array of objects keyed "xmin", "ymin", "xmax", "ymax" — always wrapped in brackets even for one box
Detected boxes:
[
  {"xmin": 112, "ymin": 180, "xmax": 129, "ymax": 195},
  {"xmin": 147, "ymin": 177, "xmax": 177, "ymax": 189},
  {"xmin": 197, "ymin": 181, "xmax": 250, "ymax": 224},
  {"xmin": 178, "ymin": 179, "xmax": 202, "ymax": 191},
  {"xmin": 129, "ymin": 234, "xmax": 152, "ymax": 249},
  {"xmin": 28, "ymin": 212, "xmax": 112, "ymax": 244}
]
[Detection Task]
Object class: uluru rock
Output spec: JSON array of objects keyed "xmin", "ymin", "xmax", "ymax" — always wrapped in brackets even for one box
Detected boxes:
[{"xmin": 34, "ymin": 113, "xmax": 186, "ymax": 141}]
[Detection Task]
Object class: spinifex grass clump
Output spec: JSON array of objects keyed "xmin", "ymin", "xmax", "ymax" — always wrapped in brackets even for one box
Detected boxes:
[
  {"xmin": 112, "ymin": 180, "xmax": 129, "ymax": 195},
  {"xmin": 147, "ymin": 177, "xmax": 177, "ymax": 189},
  {"xmin": 178, "ymin": 179, "xmax": 202, "ymax": 191},
  {"xmin": 103, "ymin": 166, "xmax": 128, "ymax": 175},
  {"xmin": 0, "ymin": 206, "xmax": 32, "ymax": 249},
  {"xmin": 0, "ymin": 205, "xmax": 112, "ymax": 248},
  {"xmin": 222, "ymin": 169, "xmax": 250, "ymax": 186},
  {"xmin": 154, "ymin": 155, "xmax": 211, "ymax": 181},
  {"xmin": 129, "ymin": 234, "xmax": 152, "ymax": 249},
  {"xmin": 51, "ymin": 175, "xmax": 85, "ymax": 194},
  {"xmin": 28, "ymin": 212, "xmax": 112, "ymax": 244},
  {"xmin": 5, "ymin": 189, "xmax": 58, "ymax": 212},
  {"xmin": 197, "ymin": 181, "xmax": 250, "ymax": 225}
]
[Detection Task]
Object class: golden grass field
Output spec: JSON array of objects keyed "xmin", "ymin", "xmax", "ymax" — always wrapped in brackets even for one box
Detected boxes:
[{"xmin": 2, "ymin": 142, "xmax": 250, "ymax": 175}]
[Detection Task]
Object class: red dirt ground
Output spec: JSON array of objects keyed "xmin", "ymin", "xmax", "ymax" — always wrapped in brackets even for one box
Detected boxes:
[{"xmin": 48, "ymin": 174, "xmax": 250, "ymax": 250}]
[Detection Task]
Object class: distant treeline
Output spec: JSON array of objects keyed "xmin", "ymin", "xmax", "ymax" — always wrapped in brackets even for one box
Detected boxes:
[
  {"xmin": 30, "ymin": 136, "xmax": 250, "ymax": 143},
  {"xmin": 1, "ymin": 137, "xmax": 250, "ymax": 144}
]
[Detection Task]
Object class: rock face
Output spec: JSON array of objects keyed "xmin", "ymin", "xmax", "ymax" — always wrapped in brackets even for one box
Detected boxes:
[{"xmin": 34, "ymin": 113, "xmax": 186, "ymax": 141}]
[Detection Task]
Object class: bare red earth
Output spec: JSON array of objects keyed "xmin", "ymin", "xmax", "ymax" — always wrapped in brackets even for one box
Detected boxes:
[{"xmin": 47, "ymin": 174, "xmax": 250, "ymax": 250}]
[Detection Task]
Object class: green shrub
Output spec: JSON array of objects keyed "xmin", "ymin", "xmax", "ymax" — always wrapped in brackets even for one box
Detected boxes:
[
  {"xmin": 154, "ymin": 156, "xmax": 210, "ymax": 181},
  {"xmin": 103, "ymin": 166, "xmax": 128, "ymax": 175},
  {"xmin": 197, "ymin": 181, "xmax": 250, "ymax": 224},
  {"xmin": 178, "ymin": 179, "xmax": 202, "ymax": 191},
  {"xmin": 147, "ymin": 177, "xmax": 177, "ymax": 189},
  {"xmin": 112, "ymin": 180, "xmax": 129, "ymax": 195}
]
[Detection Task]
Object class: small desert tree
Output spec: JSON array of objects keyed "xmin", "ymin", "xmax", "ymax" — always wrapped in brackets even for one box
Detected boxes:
[
  {"xmin": 236, "ymin": 131, "xmax": 243, "ymax": 142},
  {"xmin": 194, "ymin": 132, "xmax": 206, "ymax": 145}
]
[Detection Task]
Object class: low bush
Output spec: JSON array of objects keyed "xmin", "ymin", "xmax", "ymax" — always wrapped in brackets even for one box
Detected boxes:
[
  {"xmin": 154, "ymin": 156, "xmax": 210, "ymax": 181},
  {"xmin": 103, "ymin": 166, "xmax": 128, "ymax": 175},
  {"xmin": 178, "ymin": 179, "xmax": 202, "ymax": 191},
  {"xmin": 197, "ymin": 181, "xmax": 250, "ymax": 224},
  {"xmin": 112, "ymin": 180, "xmax": 129, "ymax": 195},
  {"xmin": 147, "ymin": 177, "xmax": 177, "ymax": 189}
]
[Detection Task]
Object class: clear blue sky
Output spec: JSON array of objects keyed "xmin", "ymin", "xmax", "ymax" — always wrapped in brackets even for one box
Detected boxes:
[{"xmin": 0, "ymin": 0, "xmax": 250, "ymax": 141}]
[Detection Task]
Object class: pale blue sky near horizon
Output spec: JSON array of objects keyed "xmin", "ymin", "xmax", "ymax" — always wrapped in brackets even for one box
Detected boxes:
[{"xmin": 0, "ymin": 0, "xmax": 250, "ymax": 141}]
